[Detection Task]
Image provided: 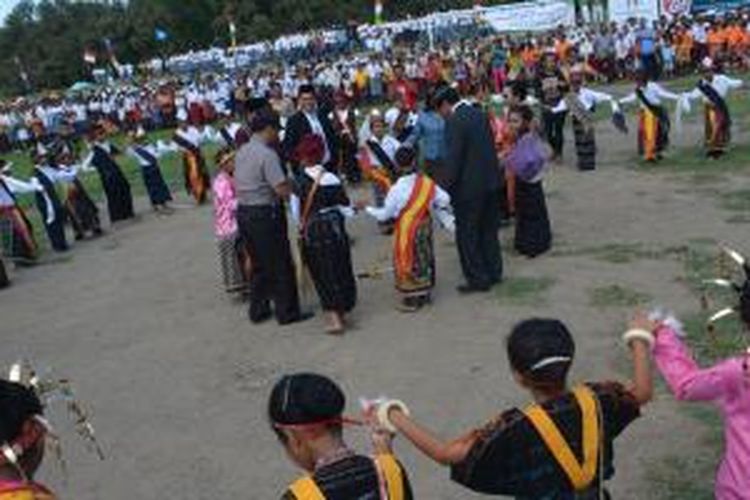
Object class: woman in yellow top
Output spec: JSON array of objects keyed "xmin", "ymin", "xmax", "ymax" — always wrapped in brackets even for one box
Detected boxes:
[
  {"xmin": 271, "ymin": 373, "xmax": 413, "ymax": 500},
  {"xmin": 0, "ymin": 381, "xmax": 56, "ymax": 500}
]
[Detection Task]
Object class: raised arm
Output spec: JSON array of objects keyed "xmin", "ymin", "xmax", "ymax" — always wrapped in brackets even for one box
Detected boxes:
[
  {"xmin": 653, "ymin": 83, "xmax": 680, "ymax": 101},
  {"xmin": 389, "ymin": 409, "xmax": 478, "ymax": 466},
  {"xmin": 365, "ymin": 179, "xmax": 406, "ymax": 222},
  {"xmin": 621, "ymin": 312, "xmax": 655, "ymax": 405},
  {"xmin": 619, "ymin": 92, "xmax": 637, "ymax": 106},
  {"xmin": 652, "ymin": 322, "xmax": 740, "ymax": 402},
  {"xmin": 2, "ymin": 175, "xmax": 42, "ymax": 195},
  {"xmin": 719, "ymin": 74, "xmax": 744, "ymax": 90}
]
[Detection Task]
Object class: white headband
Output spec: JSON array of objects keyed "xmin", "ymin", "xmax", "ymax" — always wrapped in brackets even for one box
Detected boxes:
[{"xmin": 530, "ymin": 356, "xmax": 572, "ymax": 371}]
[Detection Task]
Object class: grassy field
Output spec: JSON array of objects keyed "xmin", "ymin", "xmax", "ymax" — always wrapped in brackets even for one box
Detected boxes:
[{"xmin": 2, "ymin": 129, "xmax": 223, "ymax": 252}]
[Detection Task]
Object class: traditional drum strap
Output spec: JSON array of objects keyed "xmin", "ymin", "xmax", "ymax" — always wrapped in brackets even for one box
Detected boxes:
[
  {"xmin": 289, "ymin": 454, "xmax": 404, "ymax": 500},
  {"xmin": 524, "ymin": 385, "xmax": 601, "ymax": 491}
]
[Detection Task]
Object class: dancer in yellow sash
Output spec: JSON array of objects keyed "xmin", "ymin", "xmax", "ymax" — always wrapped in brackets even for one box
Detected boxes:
[
  {"xmin": 269, "ymin": 373, "xmax": 413, "ymax": 500},
  {"xmin": 364, "ymin": 146, "xmax": 454, "ymax": 312},
  {"xmin": 368, "ymin": 317, "xmax": 653, "ymax": 498}
]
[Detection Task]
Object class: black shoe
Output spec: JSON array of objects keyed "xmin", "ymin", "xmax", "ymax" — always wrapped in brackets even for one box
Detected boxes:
[
  {"xmin": 278, "ymin": 311, "xmax": 314, "ymax": 326},
  {"xmin": 249, "ymin": 306, "xmax": 273, "ymax": 324},
  {"xmin": 457, "ymin": 284, "xmax": 491, "ymax": 295}
]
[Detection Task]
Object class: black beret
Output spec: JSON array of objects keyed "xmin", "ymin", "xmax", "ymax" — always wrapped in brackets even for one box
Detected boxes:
[{"xmin": 268, "ymin": 373, "xmax": 345, "ymax": 426}]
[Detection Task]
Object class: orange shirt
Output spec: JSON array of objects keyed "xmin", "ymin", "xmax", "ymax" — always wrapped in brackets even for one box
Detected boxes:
[
  {"xmin": 727, "ymin": 26, "xmax": 745, "ymax": 48},
  {"xmin": 555, "ymin": 40, "xmax": 572, "ymax": 62}
]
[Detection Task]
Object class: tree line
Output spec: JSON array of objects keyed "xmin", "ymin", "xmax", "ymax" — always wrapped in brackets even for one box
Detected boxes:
[{"xmin": 0, "ymin": 0, "xmax": 508, "ymax": 97}]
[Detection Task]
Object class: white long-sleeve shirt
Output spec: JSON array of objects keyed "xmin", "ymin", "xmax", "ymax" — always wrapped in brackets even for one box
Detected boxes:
[
  {"xmin": 0, "ymin": 175, "xmax": 42, "ymax": 207},
  {"xmin": 551, "ymin": 88, "xmax": 620, "ymax": 114},
  {"xmin": 366, "ymin": 173, "xmax": 455, "ymax": 232},
  {"xmin": 363, "ymin": 134, "xmax": 400, "ymax": 168},
  {"xmin": 620, "ymin": 82, "xmax": 680, "ymax": 107},
  {"xmin": 37, "ymin": 165, "xmax": 79, "ymax": 184},
  {"xmin": 685, "ymin": 75, "xmax": 744, "ymax": 102},
  {"xmin": 127, "ymin": 142, "xmax": 174, "ymax": 167}
]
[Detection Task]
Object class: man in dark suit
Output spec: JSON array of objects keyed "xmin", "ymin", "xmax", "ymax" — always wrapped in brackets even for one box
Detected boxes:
[
  {"xmin": 435, "ymin": 86, "xmax": 503, "ymax": 293},
  {"xmin": 282, "ymin": 84, "xmax": 339, "ymax": 175}
]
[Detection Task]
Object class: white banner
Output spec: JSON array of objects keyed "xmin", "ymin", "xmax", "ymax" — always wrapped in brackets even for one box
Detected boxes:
[
  {"xmin": 608, "ymin": 0, "xmax": 660, "ymax": 22},
  {"xmin": 483, "ymin": 1, "xmax": 575, "ymax": 32},
  {"xmin": 661, "ymin": 0, "xmax": 693, "ymax": 17}
]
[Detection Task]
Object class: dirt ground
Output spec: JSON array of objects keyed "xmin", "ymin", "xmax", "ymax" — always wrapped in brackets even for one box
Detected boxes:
[{"xmin": 1, "ymin": 114, "xmax": 748, "ymax": 499}]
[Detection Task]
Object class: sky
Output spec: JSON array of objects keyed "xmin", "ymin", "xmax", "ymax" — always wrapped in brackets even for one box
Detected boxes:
[{"xmin": 0, "ymin": 0, "xmax": 25, "ymax": 26}]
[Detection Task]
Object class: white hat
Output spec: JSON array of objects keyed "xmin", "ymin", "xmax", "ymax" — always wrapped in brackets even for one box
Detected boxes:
[{"xmin": 702, "ymin": 56, "xmax": 714, "ymax": 69}]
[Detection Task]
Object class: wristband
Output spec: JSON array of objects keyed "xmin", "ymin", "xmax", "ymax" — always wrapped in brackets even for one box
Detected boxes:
[
  {"xmin": 623, "ymin": 328, "xmax": 655, "ymax": 349},
  {"xmin": 377, "ymin": 400, "xmax": 410, "ymax": 433}
]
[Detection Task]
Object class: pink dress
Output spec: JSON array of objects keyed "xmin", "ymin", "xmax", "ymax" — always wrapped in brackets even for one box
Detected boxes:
[
  {"xmin": 212, "ymin": 171, "xmax": 238, "ymax": 239},
  {"xmin": 653, "ymin": 326, "xmax": 750, "ymax": 500}
]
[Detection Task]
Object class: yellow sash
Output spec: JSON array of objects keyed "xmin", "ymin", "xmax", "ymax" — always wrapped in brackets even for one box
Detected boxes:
[
  {"xmin": 289, "ymin": 476, "xmax": 326, "ymax": 500},
  {"xmin": 394, "ymin": 175, "xmax": 435, "ymax": 283},
  {"xmin": 524, "ymin": 385, "xmax": 600, "ymax": 491},
  {"xmin": 374, "ymin": 453, "xmax": 405, "ymax": 500},
  {"xmin": 288, "ymin": 454, "xmax": 405, "ymax": 500}
]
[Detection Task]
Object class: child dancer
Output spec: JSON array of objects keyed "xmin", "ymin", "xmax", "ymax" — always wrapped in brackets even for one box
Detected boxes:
[
  {"xmin": 212, "ymin": 148, "xmax": 249, "ymax": 296},
  {"xmin": 364, "ymin": 146, "xmax": 454, "ymax": 312},
  {"xmin": 359, "ymin": 110, "xmax": 400, "ymax": 211},
  {"xmin": 504, "ymin": 105, "xmax": 552, "ymax": 258},
  {"xmin": 367, "ymin": 317, "xmax": 652, "ymax": 497},
  {"xmin": 639, "ymin": 246, "xmax": 750, "ymax": 500},
  {"xmin": 269, "ymin": 373, "xmax": 413, "ymax": 499},
  {"xmin": 682, "ymin": 58, "xmax": 744, "ymax": 158},
  {"xmin": 127, "ymin": 127, "xmax": 174, "ymax": 213}
]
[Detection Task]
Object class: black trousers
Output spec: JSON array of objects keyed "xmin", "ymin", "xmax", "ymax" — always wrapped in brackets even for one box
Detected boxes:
[
  {"xmin": 454, "ymin": 190, "xmax": 503, "ymax": 289},
  {"xmin": 0, "ymin": 259, "xmax": 8, "ymax": 289},
  {"xmin": 237, "ymin": 204, "xmax": 301, "ymax": 324},
  {"xmin": 542, "ymin": 109, "xmax": 567, "ymax": 157}
]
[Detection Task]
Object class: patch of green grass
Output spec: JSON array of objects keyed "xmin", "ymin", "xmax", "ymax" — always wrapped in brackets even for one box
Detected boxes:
[
  {"xmin": 588, "ymin": 284, "xmax": 652, "ymax": 307},
  {"xmin": 551, "ymin": 242, "xmax": 681, "ymax": 264},
  {"xmin": 495, "ymin": 276, "xmax": 555, "ymax": 305},
  {"xmin": 719, "ymin": 189, "xmax": 750, "ymax": 212},
  {"xmin": 726, "ymin": 214, "xmax": 750, "ymax": 224},
  {"xmin": 647, "ymin": 453, "xmax": 717, "ymax": 500},
  {"xmin": 642, "ymin": 142, "xmax": 750, "ymax": 174}
]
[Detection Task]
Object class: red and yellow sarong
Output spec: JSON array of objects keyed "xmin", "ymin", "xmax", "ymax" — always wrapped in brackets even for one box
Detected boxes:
[{"xmin": 393, "ymin": 175, "xmax": 436, "ymax": 295}]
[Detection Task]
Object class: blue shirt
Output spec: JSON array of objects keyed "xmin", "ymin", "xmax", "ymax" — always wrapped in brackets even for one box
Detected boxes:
[{"xmin": 406, "ymin": 111, "xmax": 445, "ymax": 162}]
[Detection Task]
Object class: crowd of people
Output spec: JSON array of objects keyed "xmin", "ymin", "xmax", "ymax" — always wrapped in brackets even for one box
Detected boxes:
[{"xmin": 2, "ymin": 4, "xmax": 750, "ymax": 500}]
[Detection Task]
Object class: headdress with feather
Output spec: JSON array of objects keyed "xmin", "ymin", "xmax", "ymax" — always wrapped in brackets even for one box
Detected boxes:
[{"xmin": 1, "ymin": 360, "xmax": 104, "ymax": 483}]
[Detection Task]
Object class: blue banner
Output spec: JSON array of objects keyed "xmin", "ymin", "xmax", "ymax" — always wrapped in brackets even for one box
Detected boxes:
[{"xmin": 692, "ymin": 0, "xmax": 750, "ymax": 11}]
